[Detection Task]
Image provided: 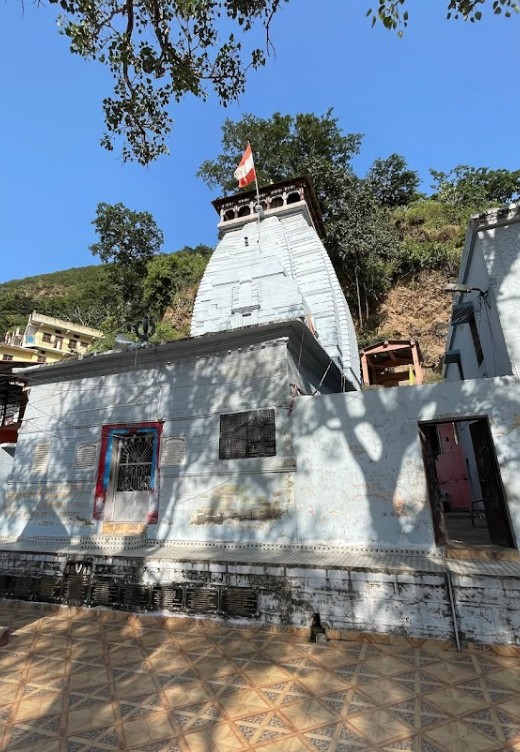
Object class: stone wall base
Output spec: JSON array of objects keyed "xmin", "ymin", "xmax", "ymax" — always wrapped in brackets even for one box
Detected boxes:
[{"xmin": 1, "ymin": 549, "xmax": 519, "ymax": 646}]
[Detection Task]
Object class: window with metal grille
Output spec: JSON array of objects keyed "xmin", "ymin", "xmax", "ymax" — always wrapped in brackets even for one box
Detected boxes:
[
  {"xmin": 115, "ymin": 433, "xmax": 154, "ymax": 491},
  {"xmin": 219, "ymin": 409, "xmax": 276, "ymax": 459}
]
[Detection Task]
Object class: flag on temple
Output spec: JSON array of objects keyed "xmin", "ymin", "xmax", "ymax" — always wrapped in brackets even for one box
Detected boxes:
[{"xmin": 234, "ymin": 144, "xmax": 256, "ymax": 188}]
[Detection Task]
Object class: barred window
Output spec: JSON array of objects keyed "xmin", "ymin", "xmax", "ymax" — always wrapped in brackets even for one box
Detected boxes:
[
  {"xmin": 115, "ymin": 433, "xmax": 154, "ymax": 491},
  {"xmin": 219, "ymin": 410, "xmax": 276, "ymax": 459}
]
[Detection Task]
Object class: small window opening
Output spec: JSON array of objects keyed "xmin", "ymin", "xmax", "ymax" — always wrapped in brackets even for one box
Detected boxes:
[
  {"xmin": 224, "ymin": 209, "xmax": 235, "ymax": 221},
  {"xmin": 287, "ymin": 191, "xmax": 300, "ymax": 204},
  {"xmin": 270, "ymin": 196, "xmax": 284, "ymax": 209},
  {"xmin": 116, "ymin": 433, "xmax": 154, "ymax": 492},
  {"xmin": 419, "ymin": 418, "xmax": 515, "ymax": 550},
  {"xmin": 238, "ymin": 205, "xmax": 251, "ymax": 217}
]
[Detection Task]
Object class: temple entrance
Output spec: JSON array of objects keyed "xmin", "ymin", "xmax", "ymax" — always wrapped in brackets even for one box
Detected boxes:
[
  {"xmin": 419, "ymin": 418, "xmax": 515, "ymax": 549},
  {"xmin": 104, "ymin": 432, "xmax": 155, "ymax": 522}
]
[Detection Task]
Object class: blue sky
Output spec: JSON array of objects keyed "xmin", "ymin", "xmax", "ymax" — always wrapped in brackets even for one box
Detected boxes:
[{"xmin": 0, "ymin": 1, "xmax": 518, "ymax": 283}]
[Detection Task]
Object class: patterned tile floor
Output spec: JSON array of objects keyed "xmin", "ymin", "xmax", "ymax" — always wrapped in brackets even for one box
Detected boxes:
[{"xmin": 0, "ymin": 602, "xmax": 519, "ymax": 752}]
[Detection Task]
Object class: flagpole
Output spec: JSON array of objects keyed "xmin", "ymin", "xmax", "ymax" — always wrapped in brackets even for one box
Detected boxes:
[{"xmin": 252, "ymin": 148, "xmax": 261, "ymax": 224}]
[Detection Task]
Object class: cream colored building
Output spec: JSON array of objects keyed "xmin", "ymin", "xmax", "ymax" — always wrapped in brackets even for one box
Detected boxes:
[
  {"xmin": 1, "ymin": 311, "xmax": 102, "ymax": 364},
  {"xmin": 0, "ymin": 342, "xmax": 38, "ymax": 364}
]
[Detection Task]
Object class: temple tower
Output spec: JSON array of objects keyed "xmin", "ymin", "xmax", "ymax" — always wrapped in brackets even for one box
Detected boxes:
[{"xmin": 191, "ymin": 177, "xmax": 360, "ymax": 389}]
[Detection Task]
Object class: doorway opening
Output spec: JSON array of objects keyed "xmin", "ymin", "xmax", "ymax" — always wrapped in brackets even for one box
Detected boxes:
[
  {"xmin": 419, "ymin": 418, "xmax": 515, "ymax": 549},
  {"xmin": 94, "ymin": 422, "xmax": 162, "ymax": 524},
  {"xmin": 105, "ymin": 431, "xmax": 156, "ymax": 522}
]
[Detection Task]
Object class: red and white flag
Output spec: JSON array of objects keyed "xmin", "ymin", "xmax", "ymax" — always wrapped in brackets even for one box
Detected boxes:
[{"xmin": 234, "ymin": 143, "xmax": 256, "ymax": 188}]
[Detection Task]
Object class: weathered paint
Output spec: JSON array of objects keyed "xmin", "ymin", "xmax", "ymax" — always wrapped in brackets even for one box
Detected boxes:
[{"xmin": 4, "ymin": 547, "xmax": 519, "ymax": 645}]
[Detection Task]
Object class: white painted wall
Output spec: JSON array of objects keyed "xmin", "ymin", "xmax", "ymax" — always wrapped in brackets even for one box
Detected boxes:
[
  {"xmin": 0, "ymin": 445, "xmax": 14, "ymax": 505},
  {"xmin": 2, "ymin": 337, "xmax": 520, "ymax": 558},
  {"xmin": 290, "ymin": 377, "xmax": 520, "ymax": 552},
  {"xmin": 0, "ymin": 341, "xmax": 298, "ymax": 542}
]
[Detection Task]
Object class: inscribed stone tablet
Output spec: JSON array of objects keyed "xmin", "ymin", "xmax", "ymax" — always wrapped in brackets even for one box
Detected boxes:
[{"xmin": 161, "ymin": 437, "xmax": 186, "ymax": 465}]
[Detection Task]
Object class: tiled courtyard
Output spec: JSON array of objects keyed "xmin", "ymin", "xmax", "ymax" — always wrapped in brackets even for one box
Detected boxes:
[{"xmin": 0, "ymin": 601, "xmax": 519, "ymax": 752}]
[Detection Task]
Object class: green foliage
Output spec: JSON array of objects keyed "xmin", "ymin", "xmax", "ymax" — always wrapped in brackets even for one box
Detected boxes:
[
  {"xmin": 90, "ymin": 202, "xmax": 164, "ymax": 321},
  {"xmin": 16, "ymin": 0, "xmax": 514, "ymax": 164},
  {"xmin": 392, "ymin": 199, "xmax": 466, "ymax": 278},
  {"xmin": 149, "ymin": 320, "xmax": 182, "ymax": 344},
  {"xmin": 49, "ymin": 0, "xmax": 287, "ymax": 164},
  {"xmin": 430, "ymin": 165, "xmax": 520, "ymax": 208},
  {"xmin": 143, "ymin": 245, "xmax": 211, "ymax": 319},
  {"xmin": 90, "ymin": 202, "xmax": 163, "ymax": 265},
  {"xmin": 198, "ymin": 110, "xmax": 362, "ymax": 193},
  {"xmin": 199, "ymin": 111, "xmax": 403, "ymax": 318},
  {"xmin": 366, "ymin": 154, "xmax": 420, "ymax": 208},
  {"xmin": 0, "ymin": 240, "xmax": 209, "ymax": 343},
  {"xmin": 369, "ymin": 0, "xmax": 519, "ymax": 33},
  {"xmin": 0, "ymin": 264, "xmax": 114, "ymax": 335}
]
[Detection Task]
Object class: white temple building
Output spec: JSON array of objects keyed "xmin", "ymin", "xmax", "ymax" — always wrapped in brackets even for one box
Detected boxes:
[{"xmin": 0, "ymin": 181, "xmax": 520, "ymax": 646}]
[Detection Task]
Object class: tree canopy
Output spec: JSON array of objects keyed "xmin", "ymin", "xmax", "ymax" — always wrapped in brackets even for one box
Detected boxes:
[
  {"xmin": 370, "ymin": 0, "xmax": 518, "ymax": 32},
  {"xmin": 366, "ymin": 154, "xmax": 421, "ymax": 208},
  {"xmin": 52, "ymin": 0, "xmax": 285, "ymax": 164},
  {"xmin": 430, "ymin": 165, "xmax": 520, "ymax": 207},
  {"xmin": 38, "ymin": 0, "xmax": 517, "ymax": 164},
  {"xmin": 143, "ymin": 244, "xmax": 212, "ymax": 319},
  {"xmin": 198, "ymin": 110, "xmax": 413, "ymax": 322},
  {"xmin": 90, "ymin": 201, "xmax": 164, "ymax": 320}
]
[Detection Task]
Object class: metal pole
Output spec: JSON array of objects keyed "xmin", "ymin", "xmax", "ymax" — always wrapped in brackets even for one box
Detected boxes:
[{"xmin": 445, "ymin": 568, "xmax": 461, "ymax": 652}]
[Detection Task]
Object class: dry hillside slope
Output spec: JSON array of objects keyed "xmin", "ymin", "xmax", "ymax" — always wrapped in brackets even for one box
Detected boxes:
[{"xmin": 367, "ymin": 271, "xmax": 453, "ymax": 369}]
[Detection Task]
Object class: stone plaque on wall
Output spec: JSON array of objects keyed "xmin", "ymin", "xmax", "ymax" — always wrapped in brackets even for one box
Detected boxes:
[
  {"xmin": 185, "ymin": 588, "xmax": 219, "ymax": 614},
  {"xmin": 222, "ymin": 588, "xmax": 258, "ymax": 618},
  {"xmin": 161, "ymin": 437, "xmax": 186, "ymax": 465},
  {"xmin": 32, "ymin": 443, "xmax": 50, "ymax": 472},
  {"xmin": 74, "ymin": 443, "xmax": 98, "ymax": 470}
]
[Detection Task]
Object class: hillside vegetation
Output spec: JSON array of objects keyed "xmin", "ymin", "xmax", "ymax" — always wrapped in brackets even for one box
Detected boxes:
[
  {"xmin": 0, "ymin": 245, "xmax": 212, "ymax": 348},
  {"xmin": 0, "ymin": 198, "xmax": 474, "ymax": 367}
]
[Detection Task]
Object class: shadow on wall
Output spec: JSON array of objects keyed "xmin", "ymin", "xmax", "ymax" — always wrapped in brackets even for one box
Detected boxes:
[{"xmin": 3, "ymin": 349, "xmax": 311, "ymax": 546}]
